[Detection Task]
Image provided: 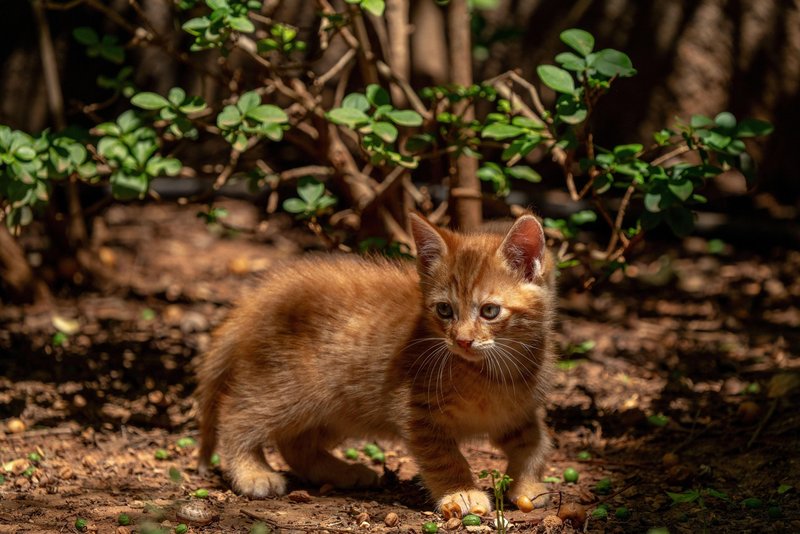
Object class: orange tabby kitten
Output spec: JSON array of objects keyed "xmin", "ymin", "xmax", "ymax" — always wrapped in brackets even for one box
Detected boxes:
[{"xmin": 196, "ymin": 214, "xmax": 556, "ymax": 514}]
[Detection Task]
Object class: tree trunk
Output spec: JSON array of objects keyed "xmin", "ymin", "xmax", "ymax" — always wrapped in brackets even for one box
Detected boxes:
[
  {"xmin": 447, "ymin": 0, "xmax": 482, "ymax": 230},
  {"xmin": 0, "ymin": 225, "xmax": 52, "ymax": 305}
]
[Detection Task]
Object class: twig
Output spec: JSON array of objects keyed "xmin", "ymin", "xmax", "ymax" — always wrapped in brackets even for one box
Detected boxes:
[
  {"xmin": 240, "ymin": 508, "xmax": 355, "ymax": 533},
  {"xmin": 650, "ymin": 144, "xmax": 691, "ymax": 166},
  {"xmin": 315, "ymin": 48, "xmax": 356, "ymax": 87},
  {"xmin": 605, "ymin": 184, "xmax": 636, "ymax": 255},
  {"xmin": 385, "ymin": 0, "xmax": 410, "ymax": 107},
  {"xmin": 347, "ymin": 4, "xmax": 379, "ymax": 85},
  {"xmin": 375, "ymin": 61, "xmax": 431, "ymax": 119},
  {"xmin": 507, "ymin": 70, "xmax": 548, "ymax": 123}
]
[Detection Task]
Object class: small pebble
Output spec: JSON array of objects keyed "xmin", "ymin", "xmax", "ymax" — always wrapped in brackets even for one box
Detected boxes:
[
  {"xmin": 355, "ymin": 512, "xmax": 370, "ymax": 524},
  {"xmin": 288, "ymin": 490, "xmax": 313, "ymax": 503},
  {"xmin": 384, "ymin": 512, "xmax": 399, "ymax": 527},
  {"xmin": 6, "ymin": 418, "xmax": 25, "ymax": 434},
  {"xmin": 445, "ymin": 518, "xmax": 462, "ymax": 530},
  {"xmin": 177, "ymin": 500, "xmax": 215, "ymax": 525}
]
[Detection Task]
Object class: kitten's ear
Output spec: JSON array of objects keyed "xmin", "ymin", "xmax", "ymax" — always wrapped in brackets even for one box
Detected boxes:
[
  {"xmin": 498, "ymin": 215, "xmax": 546, "ymax": 282},
  {"xmin": 409, "ymin": 213, "xmax": 448, "ymax": 275}
]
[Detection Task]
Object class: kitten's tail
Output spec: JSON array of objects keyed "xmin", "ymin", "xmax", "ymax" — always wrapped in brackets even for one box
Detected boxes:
[{"xmin": 195, "ymin": 322, "xmax": 236, "ymax": 474}]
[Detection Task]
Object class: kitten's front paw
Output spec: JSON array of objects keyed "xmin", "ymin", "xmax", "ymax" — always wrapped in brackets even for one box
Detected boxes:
[
  {"xmin": 438, "ymin": 489, "xmax": 492, "ymax": 517},
  {"xmin": 508, "ymin": 482, "xmax": 551, "ymax": 509},
  {"xmin": 231, "ymin": 470, "xmax": 288, "ymax": 498}
]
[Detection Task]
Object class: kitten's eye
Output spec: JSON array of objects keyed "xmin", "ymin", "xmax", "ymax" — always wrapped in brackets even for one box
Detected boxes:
[
  {"xmin": 435, "ymin": 302, "xmax": 454, "ymax": 319},
  {"xmin": 480, "ymin": 304, "xmax": 501, "ymax": 320}
]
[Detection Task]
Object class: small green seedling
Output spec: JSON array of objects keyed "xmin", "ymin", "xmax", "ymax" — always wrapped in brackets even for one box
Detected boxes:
[
  {"xmin": 577, "ymin": 451, "xmax": 591, "ymax": 461},
  {"xmin": 647, "ymin": 414, "xmax": 669, "ymax": 427},
  {"xmin": 479, "ymin": 469, "xmax": 512, "ymax": 534},
  {"xmin": 169, "ymin": 466, "xmax": 182, "ymax": 483},
  {"xmin": 210, "ymin": 453, "xmax": 220, "ymax": 467},
  {"xmin": 591, "ymin": 504, "xmax": 608, "ymax": 519},
  {"xmin": 422, "ymin": 521, "xmax": 438, "ymax": 533},
  {"xmin": 154, "ymin": 449, "xmax": 169, "ymax": 460},
  {"xmin": 193, "ymin": 488, "xmax": 209, "ymax": 498},
  {"xmin": 741, "ymin": 497, "xmax": 762, "ymax": 509},
  {"xmin": 141, "ymin": 308, "xmax": 156, "ymax": 321},
  {"xmin": 615, "ymin": 506, "xmax": 630, "ymax": 520},
  {"xmin": 250, "ymin": 522, "xmax": 271, "ymax": 534},
  {"xmin": 52, "ymin": 332, "xmax": 68, "ymax": 346},
  {"xmin": 543, "ymin": 475, "xmax": 561, "ymax": 483},
  {"xmin": 22, "ymin": 466, "xmax": 35, "ymax": 478},
  {"xmin": 175, "ymin": 524, "xmax": 188, "ymax": 534},
  {"xmin": 462, "ymin": 514, "xmax": 481, "ymax": 526},
  {"xmin": 176, "ymin": 437, "xmax": 196, "ymax": 448},
  {"xmin": 563, "ymin": 467, "xmax": 579, "ymax": 483},
  {"xmin": 594, "ymin": 477, "xmax": 612, "ymax": 494},
  {"xmin": 344, "ymin": 448, "xmax": 359, "ymax": 460},
  {"xmin": 777, "ymin": 484, "xmax": 793, "ymax": 495},
  {"xmin": 27, "ymin": 452, "xmax": 42, "ymax": 463},
  {"xmin": 118, "ymin": 513, "xmax": 131, "ymax": 526},
  {"xmin": 75, "ymin": 518, "xmax": 88, "ymax": 531}
]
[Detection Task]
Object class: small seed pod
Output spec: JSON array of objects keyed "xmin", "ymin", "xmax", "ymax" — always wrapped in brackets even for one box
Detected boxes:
[
  {"xmin": 516, "ymin": 495, "xmax": 534, "ymax": 513},
  {"xmin": 177, "ymin": 500, "xmax": 215, "ymax": 526},
  {"xmin": 557, "ymin": 502, "xmax": 587, "ymax": 525}
]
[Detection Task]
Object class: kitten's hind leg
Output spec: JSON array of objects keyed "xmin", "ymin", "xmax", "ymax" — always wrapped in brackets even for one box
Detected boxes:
[
  {"xmin": 276, "ymin": 431, "xmax": 380, "ymax": 489},
  {"xmin": 226, "ymin": 446, "xmax": 288, "ymax": 498}
]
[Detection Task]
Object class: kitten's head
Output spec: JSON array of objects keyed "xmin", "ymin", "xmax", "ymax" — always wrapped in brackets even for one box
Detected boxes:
[{"xmin": 410, "ymin": 214, "xmax": 554, "ymax": 368}]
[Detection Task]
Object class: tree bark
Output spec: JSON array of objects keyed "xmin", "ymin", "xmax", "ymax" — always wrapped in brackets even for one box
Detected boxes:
[
  {"xmin": 0, "ymin": 225, "xmax": 52, "ymax": 304},
  {"xmin": 447, "ymin": 0, "xmax": 482, "ymax": 230}
]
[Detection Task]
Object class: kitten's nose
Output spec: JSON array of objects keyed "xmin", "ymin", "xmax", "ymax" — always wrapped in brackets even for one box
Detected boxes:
[{"xmin": 456, "ymin": 338, "xmax": 474, "ymax": 350}]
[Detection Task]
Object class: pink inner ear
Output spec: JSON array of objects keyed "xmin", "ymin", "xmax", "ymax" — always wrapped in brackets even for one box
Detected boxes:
[{"xmin": 500, "ymin": 216, "xmax": 545, "ymax": 281}]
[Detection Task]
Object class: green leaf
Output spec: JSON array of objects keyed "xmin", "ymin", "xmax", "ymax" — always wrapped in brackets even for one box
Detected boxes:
[
  {"xmin": 667, "ymin": 490, "xmax": 700, "ymax": 504},
  {"xmin": 386, "ymin": 109, "xmax": 423, "ymax": 127},
  {"xmin": 505, "ymin": 165, "xmax": 541, "ymax": 182},
  {"xmin": 736, "ymin": 118, "xmax": 773, "ymax": 138},
  {"xmin": 282, "ymin": 197, "xmax": 308, "ymax": 214},
  {"xmin": 73, "ymin": 27, "xmax": 99, "ymax": 46},
  {"xmin": 665, "ymin": 207, "xmax": 694, "ymax": 236},
  {"xmin": 99, "ymin": 42, "xmax": 125, "ymax": 64},
  {"xmin": 537, "ymin": 65, "xmax": 575, "ymax": 94},
  {"xmin": 237, "ymin": 91, "xmax": 261, "ymax": 113},
  {"xmin": 647, "ymin": 413, "xmax": 669, "ymax": 427},
  {"xmin": 217, "ymin": 105, "xmax": 242, "ymax": 128},
  {"xmin": 132, "ymin": 92, "xmax": 171, "ymax": 110},
  {"xmin": 178, "ymin": 96, "xmax": 207, "ymax": 114},
  {"xmin": 372, "ymin": 121, "xmax": 398, "ymax": 143},
  {"xmin": 778, "ymin": 484, "xmax": 793, "ymax": 495},
  {"xmin": 116, "ymin": 110, "xmax": 142, "ymax": 133},
  {"xmin": 477, "ymin": 163, "xmax": 508, "ymax": 195},
  {"xmin": 297, "ymin": 178, "xmax": 325, "ymax": 204},
  {"xmin": 342, "ymin": 93, "xmax": 370, "ymax": 112},
  {"xmin": 168, "ymin": 87, "xmax": 186, "ymax": 106},
  {"xmin": 690, "ymin": 114, "xmax": 714, "ymax": 128},
  {"xmin": 644, "ymin": 192, "xmax": 663, "ymax": 213},
  {"xmin": 570, "ymin": 210, "xmax": 597, "ymax": 225},
  {"xmin": 555, "ymin": 52, "xmax": 586, "ymax": 72},
  {"xmin": 592, "ymin": 49, "xmax": 636, "ymax": 77},
  {"xmin": 654, "ymin": 129, "xmax": 673, "ymax": 145},
  {"xmin": 262, "ymin": 123, "xmax": 284, "ymax": 141},
  {"xmin": 613, "ymin": 143, "xmax": 643, "ymax": 159},
  {"xmin": 481, "ymin": 123, "xmax": 524, "ymax": 140},
  {"xmin": 182, "ymin": 17, "xmax": 210, "ymax": 34},
  {"xmin": 560, "ymin": 28, "xmax": 594, "ymax": 57},
  {"xmin": 555, "ymin": 95, "xmax": 587, "ymax": 124},
  {"xmin": 328, "ymin": 107, "xmax": 371, "ymax": 127},
  {"xmin": 246, "ymin": 105, "xmax": 288, "ymax": 124},
  {"xmin": 110, "ymin": 170, "xmax": 148, "ymax": 200},
  {"xmin": 361, "ymin": 0, "xmax": 385, "ymax": 16},
  {"xmin": 229, "ymin": 16, "xmax": 254, "ymax": 33},
  {"xmin": 366, "ymin": 84, "xmax": 391, "ymax": 107},
  {"xmin": 668, "ymin": 179, "xmax": 693, "ymax": 201},
  {"xmin": 714, "ymin": 111, "xmax": 736, "ymax": 130},
  {"xmin": 705, "ymin": 489, "xmax": 730, "ymax": 501},
  {"xmin": 14, "ymin": 146, "xmax": 36, "ymax": 161}
]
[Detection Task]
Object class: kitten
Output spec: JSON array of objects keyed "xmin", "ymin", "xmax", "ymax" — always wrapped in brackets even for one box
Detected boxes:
[{"xmin": 195, "ymin": 213, "xmax": 556, "ymax": 515}]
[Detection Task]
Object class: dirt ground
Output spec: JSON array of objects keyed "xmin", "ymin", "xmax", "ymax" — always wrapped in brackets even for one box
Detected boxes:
[{"xmin": 1, "ymin": 200, "xmax": 798, "ymax": 533}]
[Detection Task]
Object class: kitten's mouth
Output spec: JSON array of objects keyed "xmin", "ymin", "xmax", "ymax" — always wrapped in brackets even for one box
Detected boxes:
[{"xmin": 450, "ymin": 346, "xmax": 485, "ymax": 362}]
